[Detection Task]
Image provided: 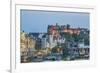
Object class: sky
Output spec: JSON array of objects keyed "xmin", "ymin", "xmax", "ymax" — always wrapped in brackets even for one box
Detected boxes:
[{"xmin": 20, "ymin": 10, "xmax": 90, "ymax": 33}]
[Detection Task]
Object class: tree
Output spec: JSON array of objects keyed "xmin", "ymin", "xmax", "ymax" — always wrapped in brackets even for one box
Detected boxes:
[
  {"xmin": 52, "ymin": 46, "xmax": 59, "ymax": 53},
  {"xmin": 66, "ymin": 24, "xmax": 70, "ymax": 29},
  {"xmin": 78, "ymin": 30, "xmax": 89, "ymax": 45},
  {"xmin": 72, "ymin": 33, "xmax": 79, "ymax": 42},
  {"xmin": 61, "ymin": 43, "xmax": 69, "ymax": 59},
  {"xmin": 60, "ymin": 32, "xmax": 72, "ymax": 42},
  {"xmin": 84, "ymin": 37, "xmax": 89, "ymax": 45}
]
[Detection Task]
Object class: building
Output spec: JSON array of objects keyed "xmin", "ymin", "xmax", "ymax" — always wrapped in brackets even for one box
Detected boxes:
[
  {"xmin": 20, "ymin": 31, "xmax": 29, "ymax": 62},
  {"xmin": 78, "ymin": 41, "xmax": 89, "ymax": 59},
  {"xmin": 48, "ymin": 34, "xmax": 57, "ymax": 48},
  {"xmin": 27, "ymin": 34, "xmax": 36, "ymax": 57},
  {"xmin": 41, "ymin": 34, "xmax": 48, "ymax": 49},
  {"xmin": 20, "ymin": 31, "xmax": 36, "ymax": 62},
  {"xmin": 48, "ymin": 24, "xmax": 81, "ymax": 38}
]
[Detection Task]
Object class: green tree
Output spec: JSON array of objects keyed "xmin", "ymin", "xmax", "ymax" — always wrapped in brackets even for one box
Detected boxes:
[
  {"xmin": 78, "ymin": 30, "xmax": 89, "ymax": 45},
  {"xmin": 52, "ymin": 46, "xmax": 59, "ymax": 53},
  {"xmin": 60, "ymin": 32, "xmax": 72, "ymax": 42},
  {"xmin": 72, "ymin": 33, "xmax": 79, "ymax": 42},
  {"xmin": 61, "ymin": 43, "xmax": 69, "ymax": 60},
  {"xmin": 66, "ymin": 24, "xmax": 70, "ymax": 29}
]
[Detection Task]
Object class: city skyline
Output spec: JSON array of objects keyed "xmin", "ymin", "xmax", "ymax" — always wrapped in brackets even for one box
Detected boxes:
[
  {"xmin": 20, "ymin": 10, "xmax": 90, "ymax": 62},
  {"xmin": 20, "ymin": 10, "xmax": 90, "ymax": 33}
]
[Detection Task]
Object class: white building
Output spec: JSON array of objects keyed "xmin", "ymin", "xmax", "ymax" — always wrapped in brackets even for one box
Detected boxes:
[
  {"xmin": 41, "ymin": 37, "xmax": 47, "ymax": 49},
  {"xmin": 48, "ymin": 34, "xmax": 58, "ymax": 48},
  {"xmin": 57, "ymin": 37, "xmax": 65, "ymax": 44}
]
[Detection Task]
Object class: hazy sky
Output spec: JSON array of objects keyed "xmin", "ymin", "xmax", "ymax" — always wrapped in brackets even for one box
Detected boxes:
[{"xmin": 20, "ymin": 10, "xmax": 90, "ymax": 33}]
